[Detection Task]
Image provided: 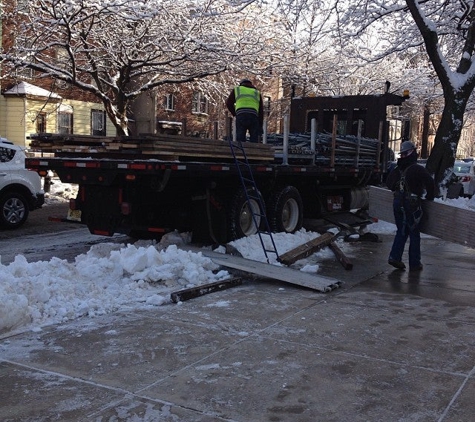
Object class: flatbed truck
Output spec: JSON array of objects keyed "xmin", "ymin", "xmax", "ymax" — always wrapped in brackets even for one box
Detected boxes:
[{"xmin": 25, "ymin": 93, "xmax": 407, "ymax": 243}]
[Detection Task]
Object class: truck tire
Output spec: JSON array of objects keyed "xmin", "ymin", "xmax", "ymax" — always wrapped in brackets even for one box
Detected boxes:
[
  {"xmin": 268, "ymin": 185, "xmax": 303, "ymax": 233},
  {"xmin": 0, "ymin": 191, "xmax": 29, "ymax": 229},
  {"xmin": 227, "ymin": 188, "xmax": 264, "ymax": 240}
]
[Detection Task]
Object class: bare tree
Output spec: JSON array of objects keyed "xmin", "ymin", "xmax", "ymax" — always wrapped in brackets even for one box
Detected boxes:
[
  {"xmin": 1, "ymin": 0, "xmax": 276, "ymax": 136},
  {"xmin": 331, "ymin": 0, "xmax": 475, "ymax": 190}
]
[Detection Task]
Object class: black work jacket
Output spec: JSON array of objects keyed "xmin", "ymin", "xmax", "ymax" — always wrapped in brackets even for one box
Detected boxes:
[{"xmin": 386, "ymin": 155, "xmax": 435, "ymax": 200}]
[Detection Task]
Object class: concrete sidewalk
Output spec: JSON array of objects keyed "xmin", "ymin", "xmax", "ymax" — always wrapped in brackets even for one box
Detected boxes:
[{"xmin": 1, "ymin": 234, "xmax": 474, "ymax": 421}]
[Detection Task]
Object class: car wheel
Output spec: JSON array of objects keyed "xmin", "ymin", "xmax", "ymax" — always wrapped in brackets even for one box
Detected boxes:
[{"xmin": 0, "ymin": 192, "xmax": 30, "ymax": 229}]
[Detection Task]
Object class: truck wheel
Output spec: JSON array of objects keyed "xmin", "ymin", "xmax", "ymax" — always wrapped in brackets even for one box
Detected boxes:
[
  {"xmin": 268, "ymin": 186, "xmax": 303, "ymax": 233},
  {"xmin": 0, "ymin": 192, "xmax": 29, "ymax": 229},
  {"xmin": 228, "ymin": 188, "xmax": 264, "ymax": 240}
]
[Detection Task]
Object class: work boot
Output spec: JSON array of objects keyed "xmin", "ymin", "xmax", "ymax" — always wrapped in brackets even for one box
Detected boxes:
[
  {"xmin": 388, "ymin": 258, "xmax": 406, "ymax": 269},
  {"xmin": 409, "ymin": 264, "xmax": 423, "ymax": 271}
]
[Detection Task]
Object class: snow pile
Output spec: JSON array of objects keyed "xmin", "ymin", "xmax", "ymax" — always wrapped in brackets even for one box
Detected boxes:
[
  {"xmin": 44, "ymin": 176, "xmax": 78, "ymax": 204},
  {"xmin": 1, "ymin": 178, "xmax": 473, "ymax": 338},
  {"xmin": 0, "ymin": 224, "xmax": 352, "ymax": 338},
  {"xmin": 225, "ymin": 228, "xmax": 337, "ymax": 266},
  {"xmin": 436, "ymin": 194, "xmax": 475, "ymax": 210},
  {"xmin": 0, "ymin": 243, "xmax": 228, "ymax": 337}
]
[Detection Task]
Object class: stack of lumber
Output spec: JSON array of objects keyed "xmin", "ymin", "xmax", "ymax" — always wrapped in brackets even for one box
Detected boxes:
[{"xmin": 28, "ymin": 133, "xmax": 275, "ymax": 162}]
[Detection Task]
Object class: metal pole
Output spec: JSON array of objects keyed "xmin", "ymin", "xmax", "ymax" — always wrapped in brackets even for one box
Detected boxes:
[
  {"xmin": 311, "ymin": 118, "xmax": 316, "ymax": 165},
  {"xmin": 283, "ymin": 114, "xmax": 289, "ymax": 165},
  {"xmin": 232, "ymin": 117, "xmax": 236, "ymax": 142}
]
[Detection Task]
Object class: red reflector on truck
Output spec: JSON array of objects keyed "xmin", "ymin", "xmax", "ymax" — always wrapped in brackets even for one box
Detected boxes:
[
  {"xmin": 130, "ymin": 163, "xmax": 147, "ymax": 170},
  {"xmin": 64, "ymin": 161, "xmax": 99, "ymax": 168},
  {"xmin": 148, "ymin": 227, "xmax": 167, "ymax": 233},
  {"xmin": 93, "ymin": 230, "xmax": 112, "ymax": 236},
  {"xmin": 210, "ymin": 165, "xmax": 230, "ymax": 171}
]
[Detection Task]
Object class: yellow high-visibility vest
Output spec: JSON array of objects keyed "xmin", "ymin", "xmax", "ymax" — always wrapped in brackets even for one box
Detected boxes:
[{"xmin": 234, "ymin": 86, "xmax": 260, "ymax": 112}]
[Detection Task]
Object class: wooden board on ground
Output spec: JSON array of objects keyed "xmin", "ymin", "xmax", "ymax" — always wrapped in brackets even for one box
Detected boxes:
[
  {"xmin": 170, "ymin": 277, "xmax": 242, "ymax": 303},
  {"xmin": 369, "ymin": 185, "xmax": 475, "ymax": 249},
  {"xmin": 277, "ymin": 232, "xmax": 334, "ymax": 265},
  {"xmin": 187, "ymin": 248, "xmax": 342, "ymax": 292},
  {"xmin": 329, "ymin": 242, "xmax": 353, "ymax": 270}
]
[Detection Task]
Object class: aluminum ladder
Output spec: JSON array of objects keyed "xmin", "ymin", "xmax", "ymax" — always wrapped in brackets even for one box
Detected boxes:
[{"xmin": 228, "ymin": 135, "xmax": 279, "ymax": 263}]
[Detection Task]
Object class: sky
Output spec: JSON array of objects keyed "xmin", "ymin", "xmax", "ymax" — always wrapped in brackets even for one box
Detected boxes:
[{"xmin": 1, "ymin": 180, "xmax": 474, "ymax": 339}]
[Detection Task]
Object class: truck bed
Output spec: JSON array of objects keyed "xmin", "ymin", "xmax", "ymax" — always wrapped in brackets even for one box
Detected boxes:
[
  {"xmin": 25, "ymin": 133, "xmax": 381, "ymax": 242},
  {"xmin": 27, "ymin": 132, "xmax": 381, "ymax": 170}
]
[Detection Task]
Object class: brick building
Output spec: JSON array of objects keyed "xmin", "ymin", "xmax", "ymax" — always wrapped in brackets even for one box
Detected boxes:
[{"xmin": 1, "ymin": 2, "xmax": 285, "ymax": 146}]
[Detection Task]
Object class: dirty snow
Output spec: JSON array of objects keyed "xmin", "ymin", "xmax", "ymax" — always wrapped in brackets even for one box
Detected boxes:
[{"xmin": 1, "ymin": 180, "xmax": 474, "ymax": 338}]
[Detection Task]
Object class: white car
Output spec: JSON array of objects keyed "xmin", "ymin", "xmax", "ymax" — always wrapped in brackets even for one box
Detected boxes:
[
  {"xmin": 0, "ymin": 138, "xmax": 44, "ymax": 229},
  {"xmin": 454, "ymin": 160, "xmax": 475, "ymax": 197}
]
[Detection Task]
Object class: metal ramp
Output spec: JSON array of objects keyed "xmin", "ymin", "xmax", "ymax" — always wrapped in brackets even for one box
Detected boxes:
[
  {"xmin": 194, "ymin": 248, "xmax": 342, "ymax": 293},
  {"xmin": 228, "ymin": 136, "xmax": 279, "ymax": 263}
]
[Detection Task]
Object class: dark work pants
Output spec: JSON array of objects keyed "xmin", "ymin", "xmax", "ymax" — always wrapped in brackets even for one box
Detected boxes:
[
  {"xmin": 389, "ymin": 196, "xmax": 422, "ymax": 268},
  {"xmin": 236, "ymin": 113, "xmax": 260, "ymax": 143}
]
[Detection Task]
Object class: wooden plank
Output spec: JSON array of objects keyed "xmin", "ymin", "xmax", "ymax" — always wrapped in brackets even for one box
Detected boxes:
[
  {"xmin": 35, "ymin": 133, "xmax": 274, "ymax": 162},
  {"xmin": 329, "ymin": 241, "xmax": 353, "ymax": 270},
  {"xmin": 192, "ymin": 248, "xmax": 342, "ymax": 293},
  {"xmin": 139, "ymin": 133, "xmax": 274, "ymax": 151},
  {"xmin": 277, "ymin": 232, "xmax": 334, "ymax": 265},
  {"xmin": 368, "ymin": 185, "xmax": 475, "ymax": 249},
  {"xmin": 30, "ymin": 134, "xmax": 275, "ymax": 161},
  {"xmin": 170, "ymin": 277, "xmax": 243, "ymax": 303},
  {"xmin": 140, "ymin": 150, "xmax": 272, "ymax": 161}
]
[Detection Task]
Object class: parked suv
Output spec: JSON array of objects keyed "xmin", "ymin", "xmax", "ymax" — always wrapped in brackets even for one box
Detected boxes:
[{"xmin": 0, "ymin": 138, "xmax": 44, "ymax": 229}]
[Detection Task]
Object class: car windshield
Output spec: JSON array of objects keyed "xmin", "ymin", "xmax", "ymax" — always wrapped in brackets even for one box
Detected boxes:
[{"xmin": 454, "ymin": 163, "xmax": 470, "ymax": 174}]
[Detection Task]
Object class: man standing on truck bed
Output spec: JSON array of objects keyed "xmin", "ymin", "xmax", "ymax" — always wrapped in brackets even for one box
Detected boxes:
[{"xmin": 226, "ymin": 79, "xmax": 264, "ymax": 143}]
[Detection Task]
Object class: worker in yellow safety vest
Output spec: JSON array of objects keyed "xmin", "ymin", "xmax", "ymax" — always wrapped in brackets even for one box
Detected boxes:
[{"xmin": 226, "ymin": 79, "xmax": 264, "ymax": 143}]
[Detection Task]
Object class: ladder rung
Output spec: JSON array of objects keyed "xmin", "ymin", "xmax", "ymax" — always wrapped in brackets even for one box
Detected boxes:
[{"xmin": 228, "ymin": 136, "xmax": 279, "ymax": 261}]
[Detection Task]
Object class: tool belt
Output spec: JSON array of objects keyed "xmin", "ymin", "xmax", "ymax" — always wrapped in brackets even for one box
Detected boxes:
[
  {"xmin": 394, "ymin": 191, "xmax": 420, "ymax": 204},
  {"xmin": 394, "ymin": 192, "xmax": 423, "ymax": 230}
]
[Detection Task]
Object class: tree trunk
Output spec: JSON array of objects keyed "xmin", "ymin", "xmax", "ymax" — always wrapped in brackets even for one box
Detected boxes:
[
  {"xmin": 103, "ymin": 101, "xmax": 129, "ymax": 137},
  {"xmin": 420, "ymin": 104, "xmax": 430, "ymax": 159},
  {"xmin": 426, "ymin": 92, "xmax": 467, "ymax": 192}
]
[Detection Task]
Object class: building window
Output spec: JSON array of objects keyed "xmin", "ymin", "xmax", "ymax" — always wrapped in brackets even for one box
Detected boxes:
[
  {"xmin": 36, "ymin": 113, "xmax": 47, "ymax": 134},
  {"xmin": 58, "ymin": 107, "xmax": 73, "ymax": 134},
  {"xmin": 17, "ymin": 0, "xmax": 29, "ymax": 13},
  {"xmin": 91, "ymin": 109, "xmax": 106, "ymax": 136},
  {"xmin": 13, "ymin": 29, "xmax": 34, "ymax": 78},
  {"xmin": 192, "ymin": 92, "xmax": 208, "ymax": 114},
  {"xmin": 15, "ymin": 65, "xmax": 33, "ymax": 79},
  {"xmin": 13, "ymin": 49, "xmax": 34, "ymax": 79},
  {"xmin": 164, "ymin": 94, "xmax": 175, "ymax": 111}
]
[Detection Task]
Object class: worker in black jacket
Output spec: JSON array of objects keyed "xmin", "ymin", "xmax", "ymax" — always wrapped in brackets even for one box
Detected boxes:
[{"xmin": 386, "ymin": 141, "xmax": 435, "ymax": 271}]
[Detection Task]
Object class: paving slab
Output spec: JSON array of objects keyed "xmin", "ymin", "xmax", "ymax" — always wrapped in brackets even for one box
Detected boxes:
[
  {"xmin": 140, "ymin": 336, "xmax": 466, "ymax": 421},
  {"xmin": 1, "ymin": 232, "xmax": 475, "ymax": 421}
]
